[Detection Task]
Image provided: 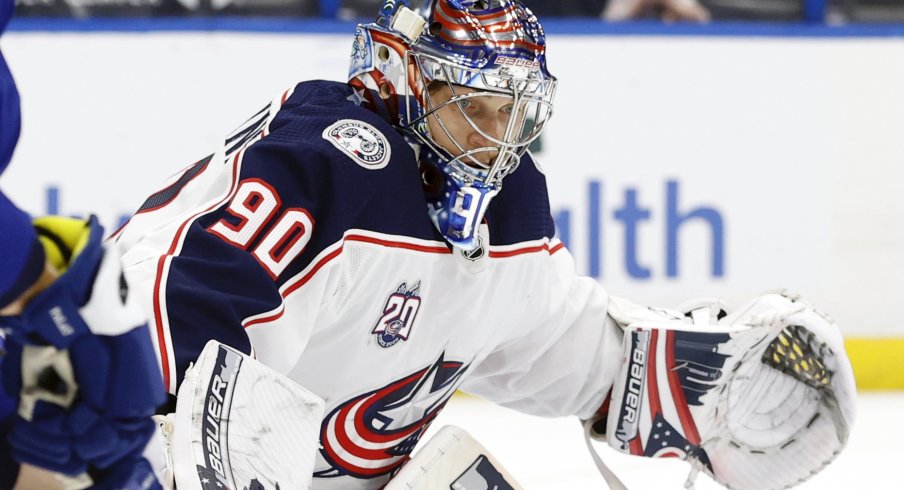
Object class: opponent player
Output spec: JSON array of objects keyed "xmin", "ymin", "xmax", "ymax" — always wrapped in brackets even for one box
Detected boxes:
[
  {"xmin": 3, "ymin": 1, "xmax": 855, "ymax": 489},
  {"xmin": 1, "ymin": 0, "xmax": 166, "ymax": 487}
]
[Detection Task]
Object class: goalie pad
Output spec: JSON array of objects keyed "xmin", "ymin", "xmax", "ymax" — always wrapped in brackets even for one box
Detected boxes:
[
  {"xmin": 171, "ymin": 341, "xmax": 326, "ymax": 490},
  {"xmin": 385, "ymin": 425, "xmax": 523, "ymax": 490},
  {"xmin": 600, "ymin": 292, "xmax": 855, "ymax": 490}
]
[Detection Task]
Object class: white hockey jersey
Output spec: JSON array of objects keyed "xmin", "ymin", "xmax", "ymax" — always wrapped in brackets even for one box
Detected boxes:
[{"xmin": 115, "ymin": 80, "xmax": 622, "ymax": 489}]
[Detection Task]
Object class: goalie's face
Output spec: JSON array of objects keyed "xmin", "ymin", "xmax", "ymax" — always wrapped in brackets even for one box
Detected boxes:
[
  {"xmin": 425, "ymin": 83, "xmax": 516, "ymax": 168},
  {"xmin": 417, "ymin": 72, "xmax": 553, "ymax": 186}
]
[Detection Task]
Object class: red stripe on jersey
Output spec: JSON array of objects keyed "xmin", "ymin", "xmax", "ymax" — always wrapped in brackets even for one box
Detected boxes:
[
  {"xmin": 154, "ymin": 150, "xmax": 245, "ymax": 390},
  {"xmin": 280, "ymin": 245, "xmax": 344, "ymax": 299},
  {"xmin": 108, "ymin": 220, "xmax": 130, "ymax": 241},
  {"xmin": 345, "ymin": 234, "xmax": 452, "ymax": 254},
  {"xmin": 243, "ymin": 304, "xmax": 285, "ymax": 329},
  {"xmin": 248, "ymin": 236, "xmax": 556, "ymax": 329},
  {"xmin": 666, "ymin": 330, "xmax": 701, "ymax": 445},
  {"xmin": 151, "ymin": 256, "xmax": 171, "ymax": 391},
  {"xmin": 250, "ymin": 235, "xmax": 447, "ymax": 328},
  {"xmin": 489, "ymin": 240, "xmax": 560, "ymax": 258}
]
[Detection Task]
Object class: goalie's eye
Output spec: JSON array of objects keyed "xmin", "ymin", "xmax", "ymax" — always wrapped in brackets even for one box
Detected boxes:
[{"xmin": 456, "ymin": 99, "xmax": 474, "ymax": 112}]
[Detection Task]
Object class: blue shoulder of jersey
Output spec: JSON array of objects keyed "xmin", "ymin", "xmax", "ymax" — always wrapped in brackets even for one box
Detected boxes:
[
  {"xmin": 191, "ymin": 80, "xmax": 444, "ymax": 285},
  {"xmin": 485, "ymin": 152, "xmax": 558, "ymax": 246}
]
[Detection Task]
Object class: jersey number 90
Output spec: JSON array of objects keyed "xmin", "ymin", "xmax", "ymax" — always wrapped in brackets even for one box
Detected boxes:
[{"xmin": 208, "ymin": 178, "xmax": 315, "ymax": 280}]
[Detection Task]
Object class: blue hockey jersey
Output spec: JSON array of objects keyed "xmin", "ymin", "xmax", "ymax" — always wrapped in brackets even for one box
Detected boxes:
[{"xmin": 115, "ymin": 80, "xmax": 621, "ymax": 489}]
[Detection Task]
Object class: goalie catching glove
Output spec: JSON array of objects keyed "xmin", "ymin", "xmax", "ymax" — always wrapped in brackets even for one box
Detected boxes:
[{"xmin": 587, "ymin": 292, "xmax": 856, "ymax": 490}]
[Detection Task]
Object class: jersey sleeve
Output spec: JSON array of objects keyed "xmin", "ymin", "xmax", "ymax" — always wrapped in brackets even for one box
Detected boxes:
[
  {"xmin": 458, "ymin": 153, "xmax": 621, "ymax": 420},
  {"xmin": 117, "ymin": 139, "xmax": 323, "ymax": 394},
  {"xmin": 116, "ymin": 82, "xmax": 413, "ymax": 394},
  {"xmin": 460, "ymin": 247, "xmax": 622, "ymax": 419}
]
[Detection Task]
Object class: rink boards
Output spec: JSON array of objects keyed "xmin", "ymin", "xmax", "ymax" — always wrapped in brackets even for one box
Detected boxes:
[{"xmin": 2, "ymin": 22, "xmax": 902, "ymax": 389}]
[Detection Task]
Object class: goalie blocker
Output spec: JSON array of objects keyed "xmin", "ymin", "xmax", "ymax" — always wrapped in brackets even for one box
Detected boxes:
[{"xmin": 587, "ymin": 292, "xmax": 856, "ymax": 490}]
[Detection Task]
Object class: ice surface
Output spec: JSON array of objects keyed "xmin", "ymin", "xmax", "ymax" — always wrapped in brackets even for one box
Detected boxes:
[{"xmin": 424, "ymin": 393, "xmax": 903, "ymax": 489}]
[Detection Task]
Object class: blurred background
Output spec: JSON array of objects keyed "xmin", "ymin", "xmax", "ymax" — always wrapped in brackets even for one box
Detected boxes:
[
  {"xmin": 10, "ymin": 0, "xmax": 904, "ymax": 23},
  {"xmin": 3, "ymin": 1, "xmax": 903, "ymax": 391},
  {"xmin": 2, "ymin": 2, "xmax": 902, "ymax": 487}
]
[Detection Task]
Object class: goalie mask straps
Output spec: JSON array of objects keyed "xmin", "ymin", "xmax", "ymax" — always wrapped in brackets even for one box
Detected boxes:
[{"xmin": 581, "ymin": 420, "xmax": 629, "ymax": 490}]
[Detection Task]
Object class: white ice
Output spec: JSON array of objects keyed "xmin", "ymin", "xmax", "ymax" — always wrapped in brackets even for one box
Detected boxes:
[{"xmin": 425, "ymin": 393, "xmax": 903, "ymax": 489}]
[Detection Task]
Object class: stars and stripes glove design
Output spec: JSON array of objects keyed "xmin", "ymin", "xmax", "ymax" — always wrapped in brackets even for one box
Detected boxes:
[{"xmin": 593, "ymin": 292, "xmax": 855, "ymax": 490}]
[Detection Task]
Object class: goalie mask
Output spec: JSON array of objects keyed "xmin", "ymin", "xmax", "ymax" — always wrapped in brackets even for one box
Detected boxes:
[{"xmin": 349, "ymin": 0, "xmax": 557, "ymax": 250}]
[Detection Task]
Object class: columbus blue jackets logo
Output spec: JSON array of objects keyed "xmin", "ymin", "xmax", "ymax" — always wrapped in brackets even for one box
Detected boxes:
[
  {"xmin": 322, "ymin": 119, "xmax": 391, "ymax": 169},
  {"xmin": 372, "ymin": 281, "xmax": 421, "ymax": 348},
  {"xmin": 316, "ymin": 353, "xmax": 469, "ymax": 479}
]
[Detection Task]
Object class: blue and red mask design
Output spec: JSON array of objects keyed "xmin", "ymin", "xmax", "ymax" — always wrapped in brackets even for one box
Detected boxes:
[
  {"xmin": 348, "ymin": 0, "xmax": 556, "ymax": 251},
  {"xmin": 316, "ymin": 353, "xmax": 469, "ymax": 479}
]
